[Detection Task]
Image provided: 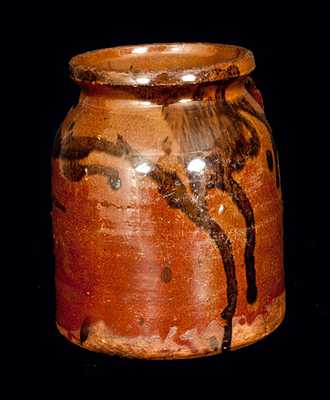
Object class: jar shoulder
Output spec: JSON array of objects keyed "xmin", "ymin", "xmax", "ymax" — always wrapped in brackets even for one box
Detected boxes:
[{"xmin": 53, "ymin": 89, "xmax": 274, "ymax": 161}]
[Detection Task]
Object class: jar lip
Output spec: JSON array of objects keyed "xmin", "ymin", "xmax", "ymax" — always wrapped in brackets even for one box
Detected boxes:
[{"xmin": 69, "ymin": 42, "xmax": 255, "ymax": 87}]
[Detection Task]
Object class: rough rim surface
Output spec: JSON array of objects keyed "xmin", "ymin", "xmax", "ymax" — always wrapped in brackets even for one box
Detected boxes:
[{"xmin": 69, "ymin": 43, "xmax": 255, "ymax": 87}]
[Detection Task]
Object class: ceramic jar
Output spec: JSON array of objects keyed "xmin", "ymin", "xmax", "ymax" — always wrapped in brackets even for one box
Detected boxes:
[{"xmin": 52, "ymin": 43, "xmax": 285, "ymax": 359}]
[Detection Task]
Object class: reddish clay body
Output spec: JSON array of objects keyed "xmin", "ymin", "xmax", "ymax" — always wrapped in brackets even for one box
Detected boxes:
[{"xmin": 52, "ymin": 43, "xmax": 285, "ymax": 359}]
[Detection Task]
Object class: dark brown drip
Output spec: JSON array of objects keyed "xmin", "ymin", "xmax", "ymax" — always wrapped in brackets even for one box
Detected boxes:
[
  {"xmin": 79, "ymin": 317, "xmax": 91, "ymax": 344},
  {"xmin": 266, "ymin": 150, "xmax": 274, "ymax": 172},
  {"xmin": 63, "ymin": 163, "xmax": 121, "ymax": 190},
  {"xmin": 226, "ymin": 178, "xmax": 257, "ymax": 303},
  {"xmin": 52, "ymin": 194, "xmax": 66, "ymax": 212},
  {"xmin": 237, "ymin": 97, "xmax": 280, "ymax": 188},
  {"xmin": 161, "ymin": 266, "xmax": 172, "ymax": 283}
]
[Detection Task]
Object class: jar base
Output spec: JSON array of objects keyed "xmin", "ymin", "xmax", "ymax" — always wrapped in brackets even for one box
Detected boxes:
[{"xmin": 56, "ymin": 292, "xmax": 285, "ymax": 360}]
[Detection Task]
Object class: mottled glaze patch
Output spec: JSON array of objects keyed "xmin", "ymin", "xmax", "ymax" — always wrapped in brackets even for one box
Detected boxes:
[
  {"xmin": 209, "ymin": 336, "xmax": 219, "ymax": 351},
  {"xmin": 56, "ymin": 293, "xmax": 285, "ymax": 359}
]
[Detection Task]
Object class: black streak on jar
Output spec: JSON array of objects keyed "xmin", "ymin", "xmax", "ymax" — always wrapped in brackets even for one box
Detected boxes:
[
  {"xmin": 238, "ymin": 97, "xmax": 280, "ymax": 188},
  {"xmin": 68, "ymin": 121, "xmax": 75, "ymax": 131},
  {"xmin": 266, "ymin": 150, "xmax": 274, "ymax": 172},
  {"xmin": 80, "ymin": 317, "xmax": 91, "ymax": 345},
  {"xmin": 52, "ymin": 195, "xmax": 66, "ymax": 212}
]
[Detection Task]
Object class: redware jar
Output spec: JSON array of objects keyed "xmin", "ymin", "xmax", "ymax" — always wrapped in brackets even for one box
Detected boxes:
[{"xmin": 52, "ymin": 43, "xmax": 285, "ymax": 359}]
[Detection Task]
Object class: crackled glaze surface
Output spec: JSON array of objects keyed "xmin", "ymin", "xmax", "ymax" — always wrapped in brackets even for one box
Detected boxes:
[{"xmin": 52, "ymin": 43, "xmax": 285, "ymax": 359}]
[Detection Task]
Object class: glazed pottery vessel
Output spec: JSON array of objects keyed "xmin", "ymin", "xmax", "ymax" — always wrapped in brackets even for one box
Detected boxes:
[{"xmin": 52, "ymin": 43, "xmax": 285, "ymax": 359}]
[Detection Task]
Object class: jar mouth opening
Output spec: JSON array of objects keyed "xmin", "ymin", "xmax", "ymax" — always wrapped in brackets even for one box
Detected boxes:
[{"xmin": 69, "ymin": 43, "xmax": 255, "ymax": 87}]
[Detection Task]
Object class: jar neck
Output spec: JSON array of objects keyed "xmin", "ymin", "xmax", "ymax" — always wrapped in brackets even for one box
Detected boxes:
[{"xmin": 77, "ymin": 77, "xmax": 251, "ymax": 107}]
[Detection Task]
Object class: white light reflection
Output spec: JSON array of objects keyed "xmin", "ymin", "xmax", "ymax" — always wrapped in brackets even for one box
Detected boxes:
[
  {"xmin": 132, "ymin": 47, "xmax": 148, "ymax": 54},
  {"xmin": 181, "ymin": 73, "xmax": 196, "ymax": 82},
  {"xmin": 135, "ymin": 162, "xmax": 152, "ymax": 175},
  {"xmin": 136, "ymin": 77, "xmax": 150, "ymax": 85},
  {"xmin": 187, "ymin": 158, "xmax": 206, "ymax": 173},
  {"xmin": 178, "ymin": 98, "xmax": 192, "ymax": 104},
  {"xmin": 218, "ymin": 204, "xmax": 225, "ymax": 214}
]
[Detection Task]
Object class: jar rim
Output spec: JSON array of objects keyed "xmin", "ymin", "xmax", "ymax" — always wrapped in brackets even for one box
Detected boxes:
[{"xmin": 69, "ymin": 42, "xmax": 255, "ymax": 87}]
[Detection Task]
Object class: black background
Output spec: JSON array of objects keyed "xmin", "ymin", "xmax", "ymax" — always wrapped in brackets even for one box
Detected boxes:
[{"xmin": 19, "ymin": 4, "xmax": 328, "ymax": 387}]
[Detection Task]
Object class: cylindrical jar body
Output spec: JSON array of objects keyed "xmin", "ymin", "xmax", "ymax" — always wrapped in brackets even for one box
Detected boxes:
[{"xmin": 52, "ymin": 43, "xmax": 285, "ymax": 359}]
